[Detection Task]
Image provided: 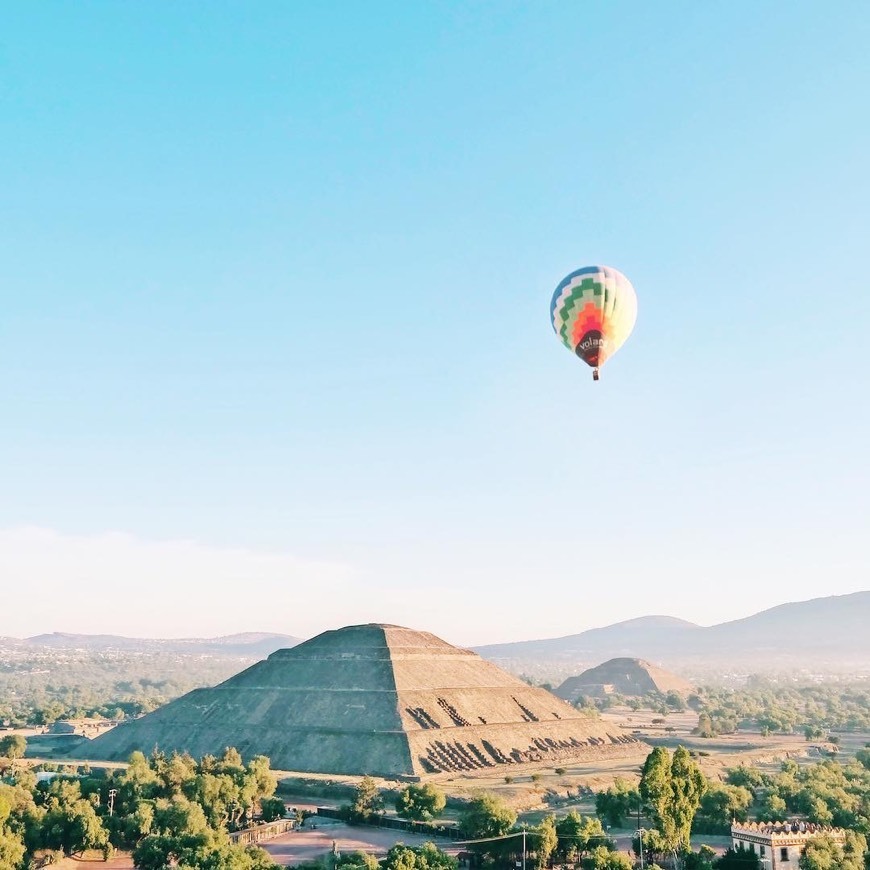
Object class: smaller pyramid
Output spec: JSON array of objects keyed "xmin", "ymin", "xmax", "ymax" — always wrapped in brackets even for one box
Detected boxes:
[
  {"xmin": 555, "ymin": 657, "xmax": 693, "ymax": 702},
  {"xmin": 83, "ymin": 624, "xmax": 643, "ymax": 778}
]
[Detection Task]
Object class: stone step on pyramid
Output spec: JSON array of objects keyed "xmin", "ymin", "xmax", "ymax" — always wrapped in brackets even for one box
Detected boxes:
[{"xmin": 82, "ymin": 624, "xmax": 645, "ymax": 778}]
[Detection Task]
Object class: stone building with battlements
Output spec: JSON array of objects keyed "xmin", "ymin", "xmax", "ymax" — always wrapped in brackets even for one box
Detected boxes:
[{"xmin": 730, "ymin": 821, "xmax": 847, "ymax": 869}]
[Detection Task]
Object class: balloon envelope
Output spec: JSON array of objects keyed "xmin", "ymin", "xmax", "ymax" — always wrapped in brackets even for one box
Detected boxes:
[{"xmin": 550, "ymin": 265, "xmax": 637, "ymax": 371}]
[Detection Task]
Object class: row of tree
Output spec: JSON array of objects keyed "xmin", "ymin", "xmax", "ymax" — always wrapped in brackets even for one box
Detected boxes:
[
  {"xmin": 595, "ymin": 748, "xmax": 870, "ymax": 869},
  {"xmin": 344, "ymin": 745, "xmax": 870, "ymax": 870},
  {"xmin": 568, "ymin": 682, "xmax": 870, "ymax": 741},
  {"xmin": 0, "ymin": 747, "xmax": 284, "ymax": 868},
  {"xmin": 0, "ymin": 649, "xmax": 243, "ymax": 727},
  {"xmin": 343, "ymin": 777, "xmax": 631, "ymax": 870}
]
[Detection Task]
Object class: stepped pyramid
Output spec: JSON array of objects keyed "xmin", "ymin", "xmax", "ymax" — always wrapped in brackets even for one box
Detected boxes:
[
  {"xmin": 83, "ymin": 624, "xmax": 643, "ymax": 778},
  {"xmin": 556, "ymin": 657, "xmax": 693, "ymax": 701}
]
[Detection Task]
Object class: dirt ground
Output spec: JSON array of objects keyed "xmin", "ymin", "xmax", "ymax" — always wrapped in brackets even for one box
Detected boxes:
[
  {"xmin": 262, "ymin": 817, "xmax": 461, "ymax": 866},
  {"xmin": 410, "ymin": 706, "xmax": 817, "ymax": 813}
]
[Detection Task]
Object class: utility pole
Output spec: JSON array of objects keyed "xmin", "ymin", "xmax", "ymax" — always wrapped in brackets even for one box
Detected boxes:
[
  {"xmin": 108, "ymin": 789, "xmax": 117, "ymax": 817},
  {"xmin": 635, "ymin": 790, "xmax": 645, "ymax": 870},
  {"xmin": 522, "ymin": 828, "xmax": 526, "ymax": 870}
]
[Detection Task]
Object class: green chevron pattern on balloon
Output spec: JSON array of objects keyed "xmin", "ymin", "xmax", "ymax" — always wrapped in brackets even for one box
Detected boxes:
[{"xmin": 549, "ymin": 265, "xmax": 638, "ymax": 374}]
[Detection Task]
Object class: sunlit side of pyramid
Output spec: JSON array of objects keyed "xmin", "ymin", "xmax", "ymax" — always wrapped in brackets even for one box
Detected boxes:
[{"xmin": 83, "ymin": 624, "xmax": 643, "ymax": 778}]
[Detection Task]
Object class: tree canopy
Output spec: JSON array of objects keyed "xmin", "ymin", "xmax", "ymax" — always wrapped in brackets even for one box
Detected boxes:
[
  {"xmin": 0, "ymin": 736, "xmax": 26, "ymax": 761},
  {"xmin": 799, "ymin": 832, "xmax": 867, "ymax": 870},
  {"xmin": 640, "ymin": 746, "xmax": 706, "ymax": 852},
  {"xmin": 349, "ymin": 777, "xmax": 384, "ymax": 823},
  {"xmin": 395, "ymin": 784, "xmax": 446, "ymax": 822},
  {"xmin": 0, "ymin": 747, "xmax": 282, "ymax": 869},
  {"xmin": 458, "ymin": 793, "xmax": 517, "ymax": 839}
]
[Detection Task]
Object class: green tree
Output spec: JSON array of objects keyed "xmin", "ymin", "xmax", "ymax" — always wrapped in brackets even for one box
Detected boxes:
[
  {"xmin": 666, "ymin": 692, "xmax": 687, "ymax": 712},
  {"xmin": 799, "ymin": 832, "xmax": 867, "ymax": 870},
  {"xmin": 713, "ymin": 846, "xmax": 761, "ymax": 869},
  {"xmin": 246, "ymin": 756, "xmax": 277, "ymax": 807},
  {"xmin": 133, "ymin": 830, "xmax": 278, "ymax": 870},
  {"xmin": 336, "ymin": 851, "xmax": 381, "ymax": 870},
  {"xmin": 595, "ymin": 778, "xmax": 641, "ymax": 828},
  {"xmin": 683, "ymin": 845, "xmax": 717, "ymax": 870},
  {"xmin": 640, "ymin": 748, "xmax": 676, "ymax": 846},
  {"xmin": 38, "ymin": 779, "xmax": 110, "ymax": 857},
  {"xmin": 585, "ymin": 845, "xmax": 633, "ymax": 870},
  {"xmin": 532, "ymin": 815, "xmax": 558, "ymax": 870},
  {"xmin": 382, "ymin": 842, "xmax": 458, "ymax": 870},
  {"xmin": 694, "ymin": 784, "xmax": 752, "ymax": 833},
  {"xmin": 117, "ymin": 800, "xmax": 156, "ymax": 848},
  {"xmin": 556, "ymin": 811, "xmax": 612, "ymax": 861},
  {"xmin": 180, "ymin": 753, "xmax": 277, "ymax": 831},
  {"xmin": 757, "ymin": 793, "xmax": 787, "ymax": 821},
  {"xmin": 395, "ymin": 784, "xmax": 447, "ymax": 821},
  {"xmin": 350, "ymin": 777, "xmax": 384, "ymax": 822},
  {"xmin": 243, "ymin": 845, "xmax": 283, "ymax": 870},
  {"xmin": 132, "ymin": 793, "xmax": 279, "ymax": 870},
  {"xmin": 670, "ymin": 747, "xmax": 707, "ymax": 850},
  {"xmin": 159, "ymin": 752, "xmax": 198, "ymax": 796},
  {"xmin": 259, "ymin": 797, "xmax": 286, "ymax": 822},
  {"xmin": 459, "ymin": 793, "xmax": 516, "ymax": 839},
  {"xmin": 0, "ymin": 829, "xmax": 26, "ymax": 870},
  {"xmin": 113, "ymin": 750, "xmax": 160, "ymax": 818},
  {"xmin": 696, "ymin": 713, "xmax": 715, "ymax": 738},
  {"xmin": 805, "ymin": 796, "xmax": 833, "ymax": 826},
  {"xmin": 149, "ymin": 796, "xmax": 211, "ymax": 838},
  {"xmin": 639, "ymin": 747, "xmax": 706, "ymax": 852},
  {"xmin": 633, "ymin": 829, "xmax": 669, "ymax": 865},
  {"xmin": 725, "ymin": 767, "xmax": 766, "ymax": 791},
  {"xmin": 0, "ymin": 791, "xmax": 26, "ymax": 870},
  {"xmin": 0, "ymin": 736, "xmax": 26, "ymax": 761}
]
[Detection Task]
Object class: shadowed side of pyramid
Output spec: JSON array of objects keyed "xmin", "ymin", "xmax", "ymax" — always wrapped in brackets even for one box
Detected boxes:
[{"xmin": 83, "ymin": 624, "xmax": 644, "ymax": 778}]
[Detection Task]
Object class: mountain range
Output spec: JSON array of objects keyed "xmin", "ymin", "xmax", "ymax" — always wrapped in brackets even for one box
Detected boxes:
[
  {"xmin": 2, "ymin": 591, "xmax": 868, "ymax": 679},
  {"xmin": 0, "ymin": 631, "xmax": 301, "ymax": 658},
  {"xmin": 473, "ymin": 591, "xmax": 870, "ymax": 679}
]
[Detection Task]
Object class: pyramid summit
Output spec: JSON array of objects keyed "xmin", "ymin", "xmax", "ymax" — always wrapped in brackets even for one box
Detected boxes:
[{"xmin": 83, "ymin": 623, "xmax": 643, "ymax": 778}]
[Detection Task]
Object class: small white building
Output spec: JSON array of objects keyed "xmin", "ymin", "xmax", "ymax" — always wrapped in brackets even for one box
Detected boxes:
[{"xmin": 731, "ymin": 821, "xmax": 846, "ymax": 869}]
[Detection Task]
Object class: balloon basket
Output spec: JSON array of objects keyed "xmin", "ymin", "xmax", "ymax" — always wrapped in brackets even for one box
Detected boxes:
[{"xmin": 592, "ymin": 368, "xmax": 600, "ymax": 382}]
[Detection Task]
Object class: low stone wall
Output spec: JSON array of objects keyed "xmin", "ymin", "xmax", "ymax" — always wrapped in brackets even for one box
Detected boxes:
[{"xmin": 229, "ymin": 818, "xmax": 296, "ymax": 845}]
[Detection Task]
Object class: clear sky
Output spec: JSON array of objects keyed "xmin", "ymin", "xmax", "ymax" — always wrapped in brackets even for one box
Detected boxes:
[{"xmin": 1, "ymin": 2, "xmax": 868, "ymax": 645}]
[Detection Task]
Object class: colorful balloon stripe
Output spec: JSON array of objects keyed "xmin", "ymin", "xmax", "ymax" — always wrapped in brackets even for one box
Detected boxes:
[{"xmin": 550, "ymin": 265, "xmax": 637, "ymax": 372}]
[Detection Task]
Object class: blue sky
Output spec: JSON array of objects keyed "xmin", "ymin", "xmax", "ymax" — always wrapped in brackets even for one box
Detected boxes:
[{"xmin": 1, "ymin": 2, "xmax": 868, "ymax": 643}]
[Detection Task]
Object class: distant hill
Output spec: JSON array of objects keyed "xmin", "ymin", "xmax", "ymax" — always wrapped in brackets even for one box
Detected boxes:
[
  {"xmin": 476, "ymin": 615, "xmax": 701, "ymax": 661},
  {"xmin": 10, "ymin": 591, "xmax": 870, "ymax": 679},
  {"xmin": 19, "ymin": 632, "xmax": 301, "ymax": 657},
  {"xmin": 703, "ymin": 594, "xmax": 870, "ymax": 653},
  {"xmin": 555, "ymin": 657, "xmax": 694, "ymax": 702},
  {"xmin": 474, "ymin": 592, "xmax": 870, "ymax": 677}
]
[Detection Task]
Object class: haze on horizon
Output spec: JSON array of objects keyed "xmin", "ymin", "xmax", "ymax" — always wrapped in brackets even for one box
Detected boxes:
[{"xmin": 2, "ymin": 3, "xmax": 868, "ymax": 646}]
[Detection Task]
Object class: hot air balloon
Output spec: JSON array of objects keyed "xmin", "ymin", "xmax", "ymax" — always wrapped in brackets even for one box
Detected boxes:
[{"xmin": 550, "ymin": 265, "xmax": 638, "ymax": 381}]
